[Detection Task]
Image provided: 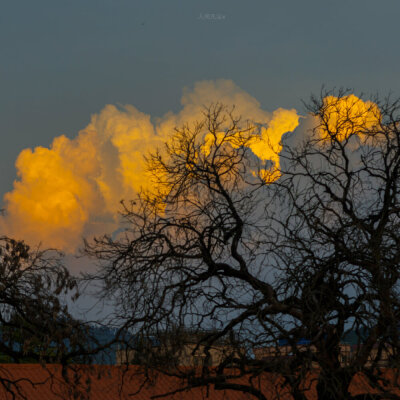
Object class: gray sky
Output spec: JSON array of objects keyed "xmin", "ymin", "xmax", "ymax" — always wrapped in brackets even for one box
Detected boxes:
[{"xmin": 1, "ymin": 0, "xmax": 400, "ymax": 205}]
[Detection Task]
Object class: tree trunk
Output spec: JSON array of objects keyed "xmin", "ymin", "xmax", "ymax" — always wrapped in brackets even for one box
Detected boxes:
[{"xmin": 316, "ymin": 369, "xmax": 353, "ymax": 400}]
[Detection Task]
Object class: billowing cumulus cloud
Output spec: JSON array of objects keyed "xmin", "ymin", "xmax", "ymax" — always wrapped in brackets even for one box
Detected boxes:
[
  {"xmin": 85, "ymin": 104, "xmax": 169, "ymax": 212},
  {"xmin": 318, "ymin": 94, "xmax": 381, "ymax": 142},
  {"xmin": 0, "ymin": 80, "xmax": 300, "ymax": 252},
  {"xmin": 1, "ymin": 132, "xmax": 103, "ymax": 252}
]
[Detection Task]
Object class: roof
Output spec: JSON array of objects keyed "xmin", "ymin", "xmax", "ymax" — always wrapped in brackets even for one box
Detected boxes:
[
  {"xmin": 0, "ymin": 364, "xmax": 398, "ymax": 399},
  {"xmin": 0, "ymin": 364, "xmax": 268, "ymax": 400}
]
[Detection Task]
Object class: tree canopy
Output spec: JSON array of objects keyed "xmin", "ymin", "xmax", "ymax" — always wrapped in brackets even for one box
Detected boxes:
[
  {"xmin": 0, "ymin": 237, "xmax": 101, "ymax": 399},
  {"xmin": 85, "ymin": 91, "xmax": 400, "ymax": 400}
]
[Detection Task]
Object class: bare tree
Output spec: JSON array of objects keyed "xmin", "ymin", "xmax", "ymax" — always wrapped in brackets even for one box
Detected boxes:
[{"xmin": 85, "ymin": 95, "xmax": 400, "ymax": 400}]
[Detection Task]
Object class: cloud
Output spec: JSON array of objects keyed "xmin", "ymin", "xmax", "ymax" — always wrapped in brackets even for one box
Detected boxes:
[
  {"xmin": 0, "ymin": 80, "xmax": 299, "ymax": 252},
  {"xmin": 1, "ymin": 132, "xmax": 103, "ymax": 252},
  {"xmin": 318, "ymin": 94, "xmax": 381, "ymax": 142}
]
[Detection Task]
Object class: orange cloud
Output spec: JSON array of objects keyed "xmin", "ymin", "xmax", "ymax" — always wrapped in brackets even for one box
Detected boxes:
[
  {"xmin": 0, "ymin": 80, "xmax": 300, "ymax": 252},
  {"xmin": 319, "ymin": 94, "xmax": 381, "ymax": 142},
  {"xmin": 1, "ymin": 132, "xmax": 102, "ymax": 252}
]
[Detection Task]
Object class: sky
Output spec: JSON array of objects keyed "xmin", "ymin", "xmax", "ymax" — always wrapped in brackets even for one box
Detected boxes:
[{"xmin": 1, "ymin": 0, "xmax": 400, "ymax": 256}]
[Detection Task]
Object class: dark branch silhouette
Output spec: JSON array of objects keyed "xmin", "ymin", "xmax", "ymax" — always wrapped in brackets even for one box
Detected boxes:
[{"xmin": 85, "ymin": 94, "xmax": 400, "ymax": 399}]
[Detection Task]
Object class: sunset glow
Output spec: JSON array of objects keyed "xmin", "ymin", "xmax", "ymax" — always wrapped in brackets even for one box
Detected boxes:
[
  {"xmin": 319, "ymin": 94, "xmax": 381, "ymax": 142},
  {"xmin": 0, "ymin": 83, "xmax": 380, "ymax": 252}
]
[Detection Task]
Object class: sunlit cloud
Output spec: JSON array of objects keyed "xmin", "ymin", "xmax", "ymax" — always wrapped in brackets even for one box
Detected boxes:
[
  {"xmin": 0, "ymin": 80, "xmax": 302, "ymax": 252},
  {"xmin": 318, "ymin": 94, "xmax": 381, "ymax": 142}
]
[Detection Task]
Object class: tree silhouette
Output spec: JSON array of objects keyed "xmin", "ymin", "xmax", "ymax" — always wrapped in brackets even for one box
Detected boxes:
[
  {"xmin": 0, "ymin": 237, "xmax": 96, "ymax": 399},
  {"xmin": 86, "ymin": 93, "xmax": 400, "ymax": 400}
]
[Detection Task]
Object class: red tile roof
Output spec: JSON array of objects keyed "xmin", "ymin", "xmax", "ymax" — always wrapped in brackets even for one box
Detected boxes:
[{"xmin": 0, "ymin": 364, "xmax": 398, "ymax": 399}]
